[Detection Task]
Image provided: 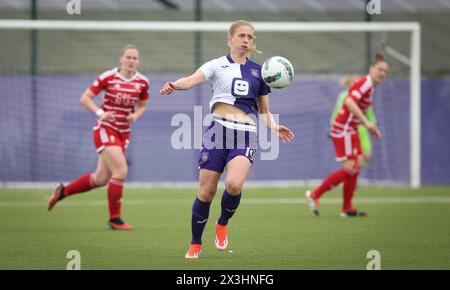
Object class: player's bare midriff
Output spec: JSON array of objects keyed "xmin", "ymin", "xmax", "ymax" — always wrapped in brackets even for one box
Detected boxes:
[{"xmin": 213, "ymin": 102, "xmax": 256, "ymax": 125}]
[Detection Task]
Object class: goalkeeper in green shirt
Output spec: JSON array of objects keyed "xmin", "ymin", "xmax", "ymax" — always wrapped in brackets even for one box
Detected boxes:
[{"xmin": 330, "ymin": 75, "xmax": 377, "ymax": 165}]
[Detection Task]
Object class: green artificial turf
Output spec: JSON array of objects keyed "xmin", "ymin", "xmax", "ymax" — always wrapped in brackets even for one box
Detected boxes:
[{"xmin": 0, "ymin": 186, "xmax": 449, "ymax": 269}]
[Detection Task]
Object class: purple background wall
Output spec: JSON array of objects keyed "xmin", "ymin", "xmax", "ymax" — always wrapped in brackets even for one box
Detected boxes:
[{"xmin": 0, "ymin": 75, "xmax": 449, "ymax": 184}]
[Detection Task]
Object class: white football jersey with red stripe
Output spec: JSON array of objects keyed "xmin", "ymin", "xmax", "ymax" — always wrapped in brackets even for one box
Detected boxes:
[
  {"xmin": 331, "ymin": 75, "xmax": 373, "ymax": 136},
  {"xmin": 89, "ymin": 68, "xmax": 149, "ymax": 133}
]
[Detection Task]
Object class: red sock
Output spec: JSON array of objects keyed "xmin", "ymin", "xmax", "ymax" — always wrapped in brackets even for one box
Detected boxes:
[
  {"xmin": 107, "ymin": 178, "xmax": 124, "ymax": 220},
  {"xmin": 313, "ymin": 169, "xmax": 349, "ymax": 199},
  {"xmin": 343, "ymin": 173, "xmax": 359, "ymax": 212},
  {"xmin": 64, "ymin": 173, "xmax": 96, "ymax": 196}
]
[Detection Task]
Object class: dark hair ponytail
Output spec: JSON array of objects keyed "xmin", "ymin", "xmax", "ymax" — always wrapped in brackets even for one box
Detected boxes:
[{"xmin": 371, "ymin": 53, "xmax": 385, "ymax": 65}]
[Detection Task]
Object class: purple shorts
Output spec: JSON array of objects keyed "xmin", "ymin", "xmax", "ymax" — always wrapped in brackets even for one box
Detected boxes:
[{"xmin": 198, "ymin": 118, "xmax": 258, "ymax": 173}]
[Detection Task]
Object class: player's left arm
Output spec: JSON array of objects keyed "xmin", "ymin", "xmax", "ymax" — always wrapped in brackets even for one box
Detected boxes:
[
  {"xmin": 258, "ymin": 94, "xmax": 295, "ymax": 144},
  {"xmin": 127, "ymin": 99, "xmax": 148, "ymax": 124}
]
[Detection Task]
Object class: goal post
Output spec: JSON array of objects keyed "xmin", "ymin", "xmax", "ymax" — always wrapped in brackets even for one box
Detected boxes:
[{"xmin": 0, "ymin": 20, "xmax": 421, "ymax": 188}]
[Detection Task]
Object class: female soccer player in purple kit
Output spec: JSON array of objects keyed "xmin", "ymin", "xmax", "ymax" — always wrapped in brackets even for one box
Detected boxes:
[{"xmin": 160, "ymin": 20, "xmax": 295, "ymax": 258}]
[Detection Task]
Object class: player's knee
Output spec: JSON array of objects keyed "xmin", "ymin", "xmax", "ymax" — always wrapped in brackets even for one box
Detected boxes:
[
  {"xmin": 343, "ymin": 167, "xmax": 357, "ymax": 176},
  {"xmin": 198, "ymin": 188, "xmax": 215, "ymax": 202},
  {"xmin": 198, "ymin": 177, "xmax": 219, "ymax": 201},
  {"xmin": 225, "ymin": 180, "xmax": 243, "ymax": 196},
  {"xmin": 93, "ymin": 175, "xmax": 109, "ymax": 187},
  {"xmin": 111, "ymin": 165, "xmax": 128, "ymax": 180},
  {"xmin": 342, "ymin": 161, "xmax": 359, "ymax": 176}
]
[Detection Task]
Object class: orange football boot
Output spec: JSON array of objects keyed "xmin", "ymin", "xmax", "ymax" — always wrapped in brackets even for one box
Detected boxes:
[
  {"xmin": 215, "ymin": 223, "xmax": 228, "ymax": 251},
  {"xmin": 185, "ymin": 244, "xmax": 202, "ymax": 259}
]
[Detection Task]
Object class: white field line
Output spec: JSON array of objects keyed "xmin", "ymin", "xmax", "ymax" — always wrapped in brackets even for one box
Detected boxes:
[
  {"xmin": 0, "ymin": 179, "xmax": 409, "ymax": 188},
  {"xmin": 0, "ymin": 196, "xmax": 449, "ymax": 208}
]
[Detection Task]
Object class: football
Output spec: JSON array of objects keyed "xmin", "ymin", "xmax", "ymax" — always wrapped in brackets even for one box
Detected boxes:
[{"xmin": 261, "ymin": 56, "xmax": 294, "ymax": 89}]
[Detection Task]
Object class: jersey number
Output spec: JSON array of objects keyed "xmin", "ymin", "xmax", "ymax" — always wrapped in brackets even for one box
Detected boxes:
[{"xmin": 245, "ymin": 147, "xmax": 256, "ymax": 161}]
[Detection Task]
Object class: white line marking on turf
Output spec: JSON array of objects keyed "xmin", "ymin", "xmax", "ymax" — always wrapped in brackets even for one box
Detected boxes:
[{"xmin": 0, "ymin": 196, "xmax": 450, "ymax": 208}]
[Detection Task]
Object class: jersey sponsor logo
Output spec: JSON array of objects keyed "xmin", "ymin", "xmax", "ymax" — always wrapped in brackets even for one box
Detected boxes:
[
  {"xmin": 232, "ymin": 78, "xmax": 250, "ymax": 97},
  {"xmin": 221, "ymin": 65, "xmax": 230, "ymax": 68},
  {"xmin": 114, "ymin": 92, "xmax": 134, "ymax": 106}
]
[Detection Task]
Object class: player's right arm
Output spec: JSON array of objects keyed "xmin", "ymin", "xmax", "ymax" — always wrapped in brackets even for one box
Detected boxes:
[
  {"xmin": 344, "ymin": 97, "xmax": 381, "ymax": 139},
  {"xmin": 160, "ymin": 70, "xmax": 206, "ymax": 95},
  {"xmin": 80, "ymin": 88, "xmax": 115, "ymax": 122}
]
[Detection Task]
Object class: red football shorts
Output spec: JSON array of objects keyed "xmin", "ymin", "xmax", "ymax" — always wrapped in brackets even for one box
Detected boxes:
[
  {"xmin": 93, "ymin": 125, "xmax": 130, "ymax": 154},
  {"xmin": 331, "ymin": 132, "xmax": 361, "ymax": 162}
]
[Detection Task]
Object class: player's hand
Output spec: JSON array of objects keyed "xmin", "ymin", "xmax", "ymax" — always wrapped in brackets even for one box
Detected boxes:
[
  {"xmin": 273, "ymin": 125, "xmax": 295, "ymax": 144},
  {"xmin": 160, "ymin": 82, "xmax": 175, "ymax": 95},
  {"xmin": 100, "ymin": 111, "xmax": 115, "ymax": 122},
  {"xmin": 366, "ymin": 122, "xmax": 382, "ymax": 140},
  {"xmin": 126, "ymin": 114, "xmax": 136, "ymax": 124}
]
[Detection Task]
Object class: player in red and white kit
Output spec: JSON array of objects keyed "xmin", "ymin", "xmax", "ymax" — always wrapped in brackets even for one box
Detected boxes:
[
  {"xmin": 305, "ymin": 54, "xmax": 388, "ymax": 217},
  {"xmin": 48, "ymin": 45, "xmax": 149, "ymax": 230}
]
